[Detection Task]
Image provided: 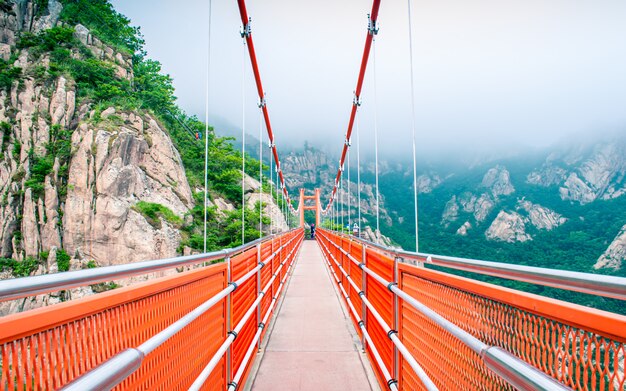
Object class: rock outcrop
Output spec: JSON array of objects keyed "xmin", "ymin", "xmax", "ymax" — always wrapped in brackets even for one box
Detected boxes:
[
  {"xmin": 527, "ymin": 164, "xmax": 567, "ymax": 187},
  {"xmin": 282, "ymin": 146, "xmax": 393, "ymax": 226},
  {"xmin": 360, "ymin": 225, "xmax": 398, "ymax": 248},
  {"xmin": 481, "ymin": 165, "xmax": 515, "ymax": 197},
  {"xmin": 63, "ymin": 112, "xmax": 192, "ymax": 266},
  {"xmin": 517, "ymin": 200, "xmax": 567, "ymax": 231},
  {"xmin": 0, "ymin": 0, "xmax": 290, "ymax": 315},
  {"xmin": 485, "ymin": 211, "xmax": 531, "ymax": 243},
  {"xmin": 594, "ymin": 225, "xmax": 626, "ymax": 270},
  {"xmin": 416, "ymin": 174, "xmax": 443, "ymax": 193},
  {"xmin": 456, "ymin": 221, "xmax": 471, "ymax": 236},
  {"xmin": 442, "ymin": 166, "xmax": 514, "ymax": 228},
  {"xmin": 529, "ymin": 141, "xmax": 626, "ymax": 205},
  {"xmin": 484, "ymin": 200, "xmax": 566, "ymax": 242}
]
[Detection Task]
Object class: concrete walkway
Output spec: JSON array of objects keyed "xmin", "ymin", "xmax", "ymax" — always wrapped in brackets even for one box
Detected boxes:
[{"xmin": 250, "ymin": 240, "xmax": 376, "ymax": 391}]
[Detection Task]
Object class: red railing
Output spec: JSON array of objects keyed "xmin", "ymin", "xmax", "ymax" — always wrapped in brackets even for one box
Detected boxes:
[
  {"xmin": 0, "ymin": 229, "xmax": 304, "ymax": 390},
  {"xmin": 316, "ymin": 228, "xmax": 626, "ymax": 391}
]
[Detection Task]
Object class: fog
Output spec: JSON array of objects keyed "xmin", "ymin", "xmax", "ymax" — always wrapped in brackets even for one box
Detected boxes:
[{"xmin": 111, "ymin": 0, "xmax": 626, "ymax": 159}]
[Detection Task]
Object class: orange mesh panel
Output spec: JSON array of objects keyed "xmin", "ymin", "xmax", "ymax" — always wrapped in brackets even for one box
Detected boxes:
[
  {"xmin": 0, "ymin": 264, "xmax": 228, "ymax": 390},
  {"xmin": 365, "ymin": 249, "xmax": 395, "ymax": 387},
  {"xmin": 398, "ymin": 264, "xmax": 626, "ymax": 391}
]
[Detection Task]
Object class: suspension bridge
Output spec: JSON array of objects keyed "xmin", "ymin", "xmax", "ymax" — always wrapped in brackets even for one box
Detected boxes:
[{"xmin": 1, "ymin": 0, "xmax": 626, "ymax": 390}]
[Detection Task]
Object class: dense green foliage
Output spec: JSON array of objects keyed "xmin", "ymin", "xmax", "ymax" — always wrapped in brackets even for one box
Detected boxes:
[
  {"xmin": 372, "ymin": 159, "xmax": 626, "ymax": 314},
  {"xmin": 0, "ymin": 0, "xmax": 292, "ymax": 258},
  {"xmin": 56, "ymin": 249, "xmax": 71, "ymax": 272},
  {"xmin": 0, "ymin": 59, "xmax": 21, "ymax": 90},
  {"xmin": 132, "ymin": 201, "xmax": 183, "ymax": 229},
  {"xmin": 59, "ymin": 0, "xmax": 144, "ymax": 54},
  {"xmin": 0, "ymin": 257, "xmax": 41, "ymax": 277}
]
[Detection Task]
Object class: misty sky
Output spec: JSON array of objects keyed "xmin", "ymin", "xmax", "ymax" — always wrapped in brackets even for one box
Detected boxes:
[{"xmin": 111, "ymin": 0, "xmax": 626, "ymax": 158}]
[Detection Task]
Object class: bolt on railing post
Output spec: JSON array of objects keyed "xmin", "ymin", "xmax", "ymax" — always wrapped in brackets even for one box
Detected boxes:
[
  {"xmin": 226, "ymin": 256, "xmax": 232, "ymax": 385},
  {"xmin": 361, "ymin": 242, "xmax": 367, "ymax": 352},
  {"xmin": 393, "ymin": 256, "xmax": 400, "ymax": 384}
]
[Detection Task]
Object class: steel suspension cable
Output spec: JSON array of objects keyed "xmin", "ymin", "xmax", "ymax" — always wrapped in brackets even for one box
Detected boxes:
[
  {"xmin": 322, "ymin": 0, "xmax": 381, "ymax": 213},
  {"xmin": 372, "ymin": 38, "xmax": 380, "ymax": 240},
  {"xmin": 340, "ymin": 164, "xmax": 344, "ymax": 231},
  {"xmin": 241, "ymin": 39, "xmax": 246, "ymax": 245},
  {"xmin": 202, "ymin": 0, "xmax": 212, "ymax": 253},
  {"xmin": 357, "ymin": 109, "xmax": 362, "ymax": 235},
  {"xmin": 235, "ymin": 0, "xmax": 295, "ymax": 214},
  {"xmin": 407, "ymin": 0, "xmax": 419, "ymax": 252},
  {"xmin": 269, "ymin": 149, "xmax": 273, "ymax": 234}
]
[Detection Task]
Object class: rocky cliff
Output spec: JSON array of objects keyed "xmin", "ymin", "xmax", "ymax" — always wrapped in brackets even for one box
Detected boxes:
[
  {"xmin": 282, "ymin": 145, "xmax": 394, "ymax": 226},
  {"xmin": 0, "ymin": 0, "xmax": 288, "ymax": 313},
  {"xmin": 594, "ymin": 224, "xmax": 626, "ymax": 270},
  {"xmin": 442, "ymin": 165, "xmax": 513, "ymax": 227},
  {"xmin": 528, "ymin": 141, "xmax": 626, "ymax": 205}
]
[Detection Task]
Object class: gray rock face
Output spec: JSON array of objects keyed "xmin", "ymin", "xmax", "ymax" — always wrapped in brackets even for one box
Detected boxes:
[
  {"xmin": 416, "ymin": 174, "xmax": 442, "ymax": 193},
  {"xmin": 517, "ymin": 200, "xmax": 567, "ymax": 231},
  {"xmin": 527, "ymin": 164, "xmax": 567, "ymax": 186},
  {"xmin": 595, "ymin": 225, "xmax": 626, "ymax": 270},
  {"xmin": 481, "ymin": 165, "xmax": 515, "ymax": 197},
  {"xmin": 360, "ymin": 225, "xmax": 398, "ymax": 249},
  {"xmin": 485, "ymin": 211, "xmax": 531, "ymax": 243},
  {"xmin": 530, "ymin": 141, "xmax": 626, "ymax": 205},
  {"xmin": 484, "ymin": 200, "xmax": 566, "ymax": 242},
  {"xmin": 246, "ymin": 192, "xmax": 288, "ymax": 234},
  {"xmin": 441, "ymin": 196, "xmax": 459, "ymax": 226},
  {"xmin": 282, "ymin": 146, "xmax": 393, "ymax": 226},
  {"xmin": 456, "ymin": 221, "xmax": 471, "ymax": 236},
  {"xmin": 63, "ymin": 113, "xmax": 192, "ymax": 266}
]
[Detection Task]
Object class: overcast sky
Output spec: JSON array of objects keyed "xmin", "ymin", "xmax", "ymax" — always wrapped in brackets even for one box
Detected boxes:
[{"xmin": 111, "ymin": 0, "xmax": 626, "ymax": 158}]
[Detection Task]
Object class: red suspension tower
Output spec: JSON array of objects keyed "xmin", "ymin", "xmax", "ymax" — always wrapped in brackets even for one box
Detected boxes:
[{"xmin": 298, "ymin": 188, "xmax": 321, "ymax": 228}]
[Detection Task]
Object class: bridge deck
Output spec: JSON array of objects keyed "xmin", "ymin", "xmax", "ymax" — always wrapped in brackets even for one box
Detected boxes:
[{"xmin": 249, "ymin": 240, "xmax": 377, "ymax": 390}]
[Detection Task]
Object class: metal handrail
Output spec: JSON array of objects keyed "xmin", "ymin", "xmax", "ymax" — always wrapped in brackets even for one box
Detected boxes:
[
  {"xmin": 189, "ymin": 237, "xmax": 302, "ymax": 390},
  {"xmin": 318, "ymin": 238, "xmax": 400, "ymax": 391},
  {"xmin": 327, "ymin": 230, "xmax": 626, "ymax": 301},
  {"xmin": 61, "ymin": 231, "xmax": 303, "ymax": 391},
  {"xmin": 0, "ymin": 230, "xmax": 297, "ymax": 302},
  {"xmin": 317, "ymin": 230, "xmax": 571, "ymax": 391},
  {"xmin": 317, "ymin": 237, "xmax": 436, "ymax": 390}
]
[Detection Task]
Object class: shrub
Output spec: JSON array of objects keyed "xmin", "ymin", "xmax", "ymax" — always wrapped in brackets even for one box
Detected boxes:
[
  {"xmin": 0, "ymin": 257, "xmax": 41, "ymax": 277},
  {"xmin": 56, "ymin": 249, "xmax": 71, "ymax": 272},
  {"xmin": 132, "ymin": 201, "xmax": 182, "ymax": 229}
]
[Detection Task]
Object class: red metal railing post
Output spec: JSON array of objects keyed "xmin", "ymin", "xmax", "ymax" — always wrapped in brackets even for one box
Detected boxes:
[
  {"xmin": 256, "ymin": 244, "xmax": 262, "ymax": 349},
  {"xmin": 393, "ymin": 256, "xmax": 400, "ymax": 383},
  {"xmin": 361, "ymin": 242, "xmax": 367, "ymax": 352},
  {"xmin": 226, "ymin": 256, "xmax": 233, "ymax": 384}
]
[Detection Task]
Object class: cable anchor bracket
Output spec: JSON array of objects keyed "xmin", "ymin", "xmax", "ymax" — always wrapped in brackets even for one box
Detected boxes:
[
  {"xmin": 240, "ymin": 17, "xmax": 252, "ymax": 38},
  {"xmin": 367, "ymin": 14, "xmax": 379, "ymax": 35}
]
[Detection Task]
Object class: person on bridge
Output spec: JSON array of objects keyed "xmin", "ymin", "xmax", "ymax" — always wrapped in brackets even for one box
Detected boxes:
[
  {"xmin": 353, "ymin": 223, "xmax": 359, "ymax": 237},
  {"xmin": 310, "ymin": 223, "xmax": 316, "ymax": 239}
]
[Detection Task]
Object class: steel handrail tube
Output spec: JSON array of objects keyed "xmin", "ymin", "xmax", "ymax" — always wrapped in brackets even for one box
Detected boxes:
[
  {"xmin": 0, "ymin": 230, "xmax": 298, "ymax": 302},
  {"xmin": 320, "ymin": 229, "xmax": 572, "ymax": 390},
  {"xmin": 482, "ymin": 347, "xmax": 570, "ymax": 391},
  {"xmin": 318, "ymin": 237, "xmax": 437, "ymax": 390},
  {"xmin": 59, "ymin": 348, "xmax": 144, "ymax": 391},
  {"xmin": 189, "ymin": 234, "xmax": 303, "ymax": 390},
  {"xmin": 321, "ymin": 229, "xmax": 626, "ymax": 301},
  {"xmin": 63, "ymin": 231, "xmax": 301, "ymax": 390},
  {"xmin": 318, "ymin": 238, "xmax": 399, "ymax": 391}
]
